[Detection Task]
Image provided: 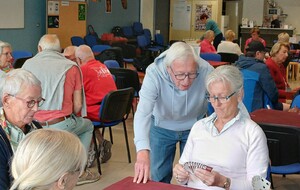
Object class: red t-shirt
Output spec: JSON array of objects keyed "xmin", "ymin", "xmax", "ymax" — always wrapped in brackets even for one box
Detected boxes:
[
  {"xmin": 81, "ymin": 59, "xmax": 117, "ymax": 121},
  {"xmin": 200, "ymin": 39, "xmax": 217, "ymax": 54}
]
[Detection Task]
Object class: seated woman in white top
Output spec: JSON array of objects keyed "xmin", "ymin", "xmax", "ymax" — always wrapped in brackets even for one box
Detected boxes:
[
  {"xmin": 173, "ymin": 65, "xmax": 269, "ymax": 190},
  {"xmin": 217, "ymin": 30, "xmax": 242, "ymax": 56}
]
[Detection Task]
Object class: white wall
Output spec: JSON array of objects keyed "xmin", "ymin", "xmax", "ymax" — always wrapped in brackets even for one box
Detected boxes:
[
  {"xmin": 140, "ymin": 0, "xmax": 154, "ymax": 34},
  {"xmin": 242, "ymin": 0, "xmax": 264, "ymax": 26},
  {"xmin": 276, "ymin": 0, "xmax": 300, "ymax": 34}
]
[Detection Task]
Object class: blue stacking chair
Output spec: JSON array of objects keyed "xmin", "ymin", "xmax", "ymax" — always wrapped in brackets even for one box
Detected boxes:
[
  {"xmin": 91, "ymin": 87, "xmax": 134, "ymax": 174},
  {"xmin": 133, "ymin": 22, "xmax": 144, "ymax": 36},
  {"xmin": 12, "ymin": 50, "xmax": 32, "ymax": 60},
  {"xmin": 92, "ymin": 44, "xmax": 111, "ymax": 54},
  {"xmin": 122, "ymin": 26, "xmax": 134, "ymax": 39},
  {"xmin": 84, "ymin": 34, "xmax": 98, "ymax": 48},
  {"xmin": 70, "ymin": 36, "xmax": 85, "ymax": 46},
  {"xmin": 137, "ymin": 35, "xmax": 161, "ymax": 56},
  {"xmin": 291, "ymin": 94, "xmax": 300, "ymax": 108},
  {"xmin": 200, "ymin": 53, "xmax": 221, "ymax": 61},
  {"xmin": 104, "ymin": 60, "xmax": 120, "ymax": 68}
]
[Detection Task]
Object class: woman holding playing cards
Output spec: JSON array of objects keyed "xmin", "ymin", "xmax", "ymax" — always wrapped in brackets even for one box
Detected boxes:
[{"xmin": 173, "ymin": 65, "xmax": 269, "ymax": 189}]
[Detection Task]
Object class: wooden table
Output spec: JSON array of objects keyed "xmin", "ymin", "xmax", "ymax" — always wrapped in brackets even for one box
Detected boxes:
[
  {"xmin": 208, "ymin": 60, "xmax": 230, "ymax": 68},
  {"xmin": 250, "ymin": 109, "xmax": 300, "ymax": 128},
  {"xmin": 104, "ymin": 177, "xmax": 197, "ymax": 190}
]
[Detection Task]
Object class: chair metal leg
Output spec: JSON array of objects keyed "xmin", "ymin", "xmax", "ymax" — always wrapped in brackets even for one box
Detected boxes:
[
  {"xmin": 92, "ymin": 130, "xmax": 102, "ymax": 175},
  {"xmin": 122, "ymin": 120, "xmax": 131, "ymax": 163},
  {"xmin": 270, "ymin": 173, "xmax": 274, "ymax": 189},
  {"xmin": 109, "ymin": 127, "xmax": 113, "ymax": 144}
]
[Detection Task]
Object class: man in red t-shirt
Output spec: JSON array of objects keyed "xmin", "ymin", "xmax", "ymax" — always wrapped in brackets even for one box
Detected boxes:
[{"xmin": 75, "ymin": 45, "xmax": 117, "ymax": 163}]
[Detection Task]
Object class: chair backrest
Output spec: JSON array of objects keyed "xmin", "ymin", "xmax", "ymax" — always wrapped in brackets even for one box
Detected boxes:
[
  {"xmin": 84, "ymin": 34, "xmax": 98, "ymax": 48},
  {"xmin": 92, "ymin": 45, "xmax": 111, "ymax": 54},
  {"xmin": 12, "ymin": 50, "xmax": 33, "ymax": 60},
  {"xmin": 241, "ymin": 69, "xmax": 273, "ymax": 112},
  {"xmin": 155, "ymin": 34, "xmax": 164, "ymax": 46},
  {"xmin": 260, "ymin": 123, "xmax": 300, "ymax": 166},
  {"xmin": 133, "ymin": 22, "xmax": 144, "ymax": 36},
  {"xmin": 143, "ymin": 29, "xmax": 152, "ymax": 45},
  {"xmin": 13, "ymin": 57, "xmax": 32, "ymax": 69},
  {"xmin": 113, "ymin": 43, "xmax": 136, "ymax": 59},
  {"xmin": 137, "ymin": 35, "xmax": 148, "ymax": 49},
  {"xmin": 122, "ymin": 26, "xmax": 134, "ymax": 38},
  {"xmin": 108, "ymin": 68, "xmax": 141, "ymax": 95},
  {"xmin": 218, "ymin": 52, "xmax": 239, "ymax": 63},
  {"xmin": 71, "ymin": 36, "xmax": 85, "ymax": 46},
  {"xmin": 99, "ymin": 87, "xmax": 134, "ymax": 121},
  {"xmin": 291, "ymin": 95, "xmax": 300, "ymax": 108},
  {"xmin": 104, "ymin": 60, "xmax": 120, "ymax": 68},
  {"xmin": 200, "ymin": 53, "xmax": 221, "ymax": 61},
  {"xmin": 96, "ymin": 47, "xmax": 124, "ymax": 68}
]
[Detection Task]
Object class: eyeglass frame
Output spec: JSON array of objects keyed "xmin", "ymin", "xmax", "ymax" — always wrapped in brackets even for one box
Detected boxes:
[
  {"xmin": 1, "ymin": 52, "xmax": 13, "ymax": 58},
  {"xmin": 205, "ymin": 91, "xmax": 237, "ymax": 104},
  {"xmin": 169, "ymin": 66, "xmax": 199, "ymax": 80},
  {"xmin": 8, "ymin": 94, "xmax": 45, "ymax": 108}
]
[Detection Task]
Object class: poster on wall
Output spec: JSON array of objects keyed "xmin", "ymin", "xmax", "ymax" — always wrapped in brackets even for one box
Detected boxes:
[
  {"xmin": 121, "ymin": 0, "xmax": 127, "ymax": 9},
  {"xmin": 194, "ymin": 4, "xmax": 212, "ymax": 31},
  {"xmin": 78, "ymin": 4, "xmax": 86, "ymax": 20},
  {"xmin": 106, "ymin": 0, "xmax": 112, "ymax": 13},
  {"xmin": 48, "ymin": 16, "xmax": 59, "ymax": 28},
  {"xmin": 48, "ymin": 1, "xmax": 59, "ymax": 15}
]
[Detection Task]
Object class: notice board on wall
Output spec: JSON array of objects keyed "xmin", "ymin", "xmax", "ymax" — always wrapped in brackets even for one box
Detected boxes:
[
  {"xmin": 0, "ymin": 0, "xmax": 24, "ymax": 28},
  {"xmin": 47, "ymin": 0, "xmax": 87, "ymax": 48}
]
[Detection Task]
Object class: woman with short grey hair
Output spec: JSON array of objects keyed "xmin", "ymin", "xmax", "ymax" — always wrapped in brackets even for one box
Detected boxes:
[
  {"xmin": 173, "ymin": 65, "xmax": 269, "ymax": 189},
  {"xmin": 0, "ymin": 41, "xmax": 13, "ymax": 73},
  {"xmin": 10, "ymin": 128, "xmax": 87, "ymax": 190}
]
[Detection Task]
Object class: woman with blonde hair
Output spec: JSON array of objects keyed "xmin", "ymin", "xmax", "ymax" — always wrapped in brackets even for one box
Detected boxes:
[
  {"xmin": 265, "ymin": 42, "xmax": 290, "ymax": 102},
  {"xmin": 217, "ymin": 30, "xmax": 242, "ymax": 56},
  {"xmin": 10, "ymin": 129, "xmax": 87, "ymax": 190}
]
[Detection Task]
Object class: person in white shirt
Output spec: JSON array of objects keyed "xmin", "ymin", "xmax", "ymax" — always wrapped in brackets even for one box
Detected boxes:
[
  {"xmin": 173, "ymin": 65, "xmax": 269, "ymax": 190},
  {"xmin": 217, "ymin": 30, "xmax": 242, "ymax": 56}
]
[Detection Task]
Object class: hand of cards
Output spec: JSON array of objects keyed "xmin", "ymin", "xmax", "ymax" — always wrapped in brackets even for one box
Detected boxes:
[
  {"xmin": 183, "ymin": 161, "xmax": 213, "ymax": 174},
  {"xmin": 252, "ymin": 175, "xmax": 271, "ymax": 190}
]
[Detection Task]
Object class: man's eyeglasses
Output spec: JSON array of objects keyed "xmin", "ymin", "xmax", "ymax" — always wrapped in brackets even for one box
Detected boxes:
[
  {"xmin": 8, "ymin": 94, "xmax": 45, "ymax": 108},
  {"xmin": 205, "ymin": 91, "xmax": 237, "ymax": 104},
  {"xmin": 169, "ymin": 66, "xmax": 199, "ymax": 80},
  {"xmin": 1, "ymin": 52, "xmax": 13, "ymax": 58}
]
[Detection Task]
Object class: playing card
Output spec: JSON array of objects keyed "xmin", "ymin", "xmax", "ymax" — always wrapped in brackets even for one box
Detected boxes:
[
  {"xmin": 183, "ymin": 161, "xmax": 213, "ymax": 174},
  {"xmin": 252, "ymin": 175, "xmax": 271, "ymax": 190}
]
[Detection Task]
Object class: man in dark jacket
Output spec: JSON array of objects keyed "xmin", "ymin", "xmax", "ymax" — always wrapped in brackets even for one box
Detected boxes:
[
  {"xmin": 234, "ymin": 41, "xmax": 290, "ymax": 111},
  {"xmin": 0, "ymin": 126, "xmax": 13, "ymax": 189}
]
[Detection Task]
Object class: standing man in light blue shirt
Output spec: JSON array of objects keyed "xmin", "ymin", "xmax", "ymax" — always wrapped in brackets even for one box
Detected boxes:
[{"xmin": 133, "ymin": 42, "xmax": 214, "ymax": 184}]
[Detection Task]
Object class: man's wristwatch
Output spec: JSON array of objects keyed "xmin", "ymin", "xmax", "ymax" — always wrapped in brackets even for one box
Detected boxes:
[{"xmin": 223, "ymin": 178, "xmax": 231, "ymax": 189}]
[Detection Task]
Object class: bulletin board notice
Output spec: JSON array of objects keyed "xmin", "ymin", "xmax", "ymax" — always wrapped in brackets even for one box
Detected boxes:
[{"xmin": 47, "ymin": 0, "xmax": 86, "ymax": 48}]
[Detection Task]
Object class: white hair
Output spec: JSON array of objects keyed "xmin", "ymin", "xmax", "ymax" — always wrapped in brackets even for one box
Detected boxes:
[
  {"xmin": 165, "ymin": 42, "xmax": 199, "ymax": 68},
  {"xmin": 38, "ymin": 34, "xmax": 61, "ymax": 52},
  {"xmin": 10, "ymin": 129, "xmax": 87, "ymax": 190},
  {"xmin": 0, "ymin": 69, "xmax": 41, "ymax": 100},
  {"xmin": 0, "ymin": 41, "xmax": 12, "ymax": 54},
  {"xmin": 206, "ymin": 65, "xmax": 243, "ymax": 93}
]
